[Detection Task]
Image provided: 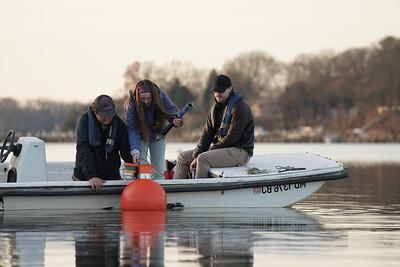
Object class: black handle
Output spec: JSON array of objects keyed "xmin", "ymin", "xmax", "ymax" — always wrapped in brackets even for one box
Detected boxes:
[{"xmin": 161, "ymin": 123, "xmax": 174, "ymax": 136}]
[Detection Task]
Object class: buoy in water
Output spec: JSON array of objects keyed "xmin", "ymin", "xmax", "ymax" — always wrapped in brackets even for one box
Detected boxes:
[{"xmin": 121, "ymin": 179, "xmax": 167, "ymax": 211}]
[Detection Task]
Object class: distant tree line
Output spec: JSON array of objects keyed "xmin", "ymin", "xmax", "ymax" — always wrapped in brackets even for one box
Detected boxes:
[
  {"xmin": 0, "ymin": 98, "xmax": 86, "ymax": 137},
  {"xmin": 1, "ymin": 36, "xmax": 399, "ymax": 142},
  {"xmin": 279, "ymin": 36, "xmax": 400, "ymax": 134}
]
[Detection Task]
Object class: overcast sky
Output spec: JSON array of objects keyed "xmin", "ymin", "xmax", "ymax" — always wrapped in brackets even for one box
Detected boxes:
[{"xmin": 1, "ymin": 0, "xmax": 399, "ymax": 103}]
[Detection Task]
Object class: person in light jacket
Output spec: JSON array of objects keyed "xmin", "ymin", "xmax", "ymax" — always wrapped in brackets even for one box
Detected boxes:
[{"xmin": 125, "ymin": 79, "xmax": 183, "ymax": 179}]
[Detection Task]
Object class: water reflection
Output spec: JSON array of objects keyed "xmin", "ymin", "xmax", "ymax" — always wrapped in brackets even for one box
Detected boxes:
[
  {"xmin": 121, "ymin": 211, "xmax": 166, "ymax": 266},
  {"xmin": 0, "ymin": 211, "xmax": 122, "ymax": 267},
  {"xmin": 165, "ymin": 208, "xmax": 323, "ymax": 266},
  {"xmin": 0, "ymin": 208, "xmax": 323, "ymax": 266},
  {"xmin": 74, "ymin": 224, "xmax": 120, "ymax": 267},
  {"xmin": 303, "ymin": 164, "xmax": 400, "ymax": 206},
  {"xmin": 0, "ymin": 164, "xmax": 399, "ymax": 266}
]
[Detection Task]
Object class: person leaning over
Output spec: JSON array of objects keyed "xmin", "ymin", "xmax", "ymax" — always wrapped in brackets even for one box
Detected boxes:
[
  {"xmin": 73, "ymin": 95, "xmax": 132, "ymax": 192},
  {"xmin": 173, "ymin": 74, "xmax": 254, "ymax": 179},
  {"xmin": 125, "ymin": 79, "xmax": 183, "ymax": 179}
]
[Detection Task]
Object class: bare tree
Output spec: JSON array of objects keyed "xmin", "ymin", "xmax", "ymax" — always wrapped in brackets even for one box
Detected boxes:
[{"xmin": 222, "ymin": 51, "xmax": 285, "ymax": 101}]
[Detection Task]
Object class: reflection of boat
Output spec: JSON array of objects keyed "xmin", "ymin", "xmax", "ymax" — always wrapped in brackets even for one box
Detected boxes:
[
  {"xmin": 0, "ymin": 210, "xmax": 121, "ymax": 230},
  {"xmin": 167, "ymin": 208, "xmax": 322, "ymax": 232},
  {"xmin": 0, "ymin": 133, "xmax": 348, "ymax": 210},
  {"xmin": 0, "ymin": 208, "xmax": 320, "ymax": 231},
  {"xmin": 0, "ymin": 208, "xmax": 324, "ymax": 266},
  {"xmin": 0, "ymin": 210, "xmax": 124, "ymax": 267},
  {"xmin": 166, "ymin": 208, "xmax": 325, "ymax": 266}
]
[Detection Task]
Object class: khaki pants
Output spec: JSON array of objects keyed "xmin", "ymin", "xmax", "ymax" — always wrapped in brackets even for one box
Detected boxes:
[{"xmin": 173, "ymin": 147, "xmax": 250, "ymax": 179}]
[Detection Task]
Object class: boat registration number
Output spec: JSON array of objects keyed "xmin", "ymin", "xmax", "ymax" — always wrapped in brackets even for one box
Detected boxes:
[{"xmin": 253, "ymin": 183, "xmax": 306, "ymax": 194}]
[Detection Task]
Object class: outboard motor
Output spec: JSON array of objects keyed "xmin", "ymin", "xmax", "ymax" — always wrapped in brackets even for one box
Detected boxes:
[{"xmin": 1, "ymin": 130, "xmax": 48, "ymax": 182}]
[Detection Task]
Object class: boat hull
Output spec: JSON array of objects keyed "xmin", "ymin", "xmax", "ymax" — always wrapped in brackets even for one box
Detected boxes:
[
  {"xmin": 0, "ymin": 152, "xmax": 348, "ymax": 210},
  {"xmin": 1, "ymin": 180, "xmax": 325, "ymax": 210},
  {"xmin": 166, "ymin": 180, "xmax": 325, "ymax": 208}
]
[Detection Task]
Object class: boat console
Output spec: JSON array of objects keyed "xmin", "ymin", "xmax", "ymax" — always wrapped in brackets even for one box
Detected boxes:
[{"xmin": 1, "ymin": 130, "xmax": 48, "ymax": 183}]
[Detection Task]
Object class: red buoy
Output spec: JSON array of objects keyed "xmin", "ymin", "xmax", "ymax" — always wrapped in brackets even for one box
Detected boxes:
[{"xmin": 121, "ymin": 179, "xmax": 167, "ymax": 211}]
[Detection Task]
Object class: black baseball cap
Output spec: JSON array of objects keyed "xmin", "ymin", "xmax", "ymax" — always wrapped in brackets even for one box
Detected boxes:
[
  {"xmin": 212, "ymin": 74, "xmax": 232, "ymax": 93},
  {"xmin": 93, "ymin": 95, "xmax": 116, "ymax": 117}
]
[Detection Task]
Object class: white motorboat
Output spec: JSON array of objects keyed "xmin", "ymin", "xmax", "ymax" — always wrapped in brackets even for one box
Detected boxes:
[{"xmin": 0, "ymin": 131, "xmax": 348, "ymax": 210}]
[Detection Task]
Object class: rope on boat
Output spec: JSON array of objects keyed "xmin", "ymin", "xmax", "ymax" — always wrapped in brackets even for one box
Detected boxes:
[
  {"xmin": 275, "ymin": 166, "xmax": 307, "ymax": 172},
  {"xmin": 246, "ymin": 165, "xmax": 307, "ymax": 175},
  {"xmin": 167, "ymin": 202, "xmax": 184, "ymax": 210},
  {"xmin": 246, "ymin": 167, "xmax": 272, "ymax": 175}
]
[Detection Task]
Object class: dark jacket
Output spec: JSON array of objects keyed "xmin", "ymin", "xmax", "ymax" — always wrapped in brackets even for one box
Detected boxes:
[
  {"xmin": 73, "ymin": 110, "xmax": 132, "ymax": 181},
  {"xmin": 193, "ymin": 91, "xmax": 254, "ymax": 158}
]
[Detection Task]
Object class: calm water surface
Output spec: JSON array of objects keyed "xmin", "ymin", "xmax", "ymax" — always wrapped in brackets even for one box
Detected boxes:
[
  {"xmin": 0, "ymin": 143, "xmax": 399, "ymax": 266},
  {"xmin": 46, "ymin": 142, "xmax": 400, "ymax": 164}
]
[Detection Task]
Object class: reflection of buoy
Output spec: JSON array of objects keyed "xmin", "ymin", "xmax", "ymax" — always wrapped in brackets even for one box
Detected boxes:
[
  {"xmin": 121, "ymin": 211, "xmax": 166, "ymax": 264},
  {"xmin": 121, "ymin": 179, "xmax": 167, "ymax": 210},
  {"xmin": 122, "ymin": 210, "xmax": 166, "ymax": 233}
]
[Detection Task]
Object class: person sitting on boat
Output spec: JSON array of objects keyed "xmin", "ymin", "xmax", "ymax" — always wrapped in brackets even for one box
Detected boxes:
[
  {"xmin": 73, "ymin": 95, "xmax": 132, "ymax": 192},
  {"xmin": 125, "ymin": 79, "xmax": 183, "ymax": 179},
  {"xmin": 173, "ymin": 74, "xmax": 254, "ymax": 179}
]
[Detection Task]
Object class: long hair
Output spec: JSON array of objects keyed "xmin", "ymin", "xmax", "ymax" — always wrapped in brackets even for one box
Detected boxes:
[{"xmin": 129, "ymin": 79, "xmax": 175, "ymax": 141}]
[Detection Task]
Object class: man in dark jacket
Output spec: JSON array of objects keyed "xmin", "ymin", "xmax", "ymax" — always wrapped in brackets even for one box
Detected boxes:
[
  {"xmin": 173, "ymin": 74, "xmax": 254, "ymax": 179},
  {"xmin": 73, "ymin": 95, "xmax": 132, "ymax": 191}
]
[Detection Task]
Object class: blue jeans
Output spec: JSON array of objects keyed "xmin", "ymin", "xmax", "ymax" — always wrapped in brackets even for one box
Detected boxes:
[{"xmin": 139, "ymin": 137, "xmax": 166, "ymax": 180}]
